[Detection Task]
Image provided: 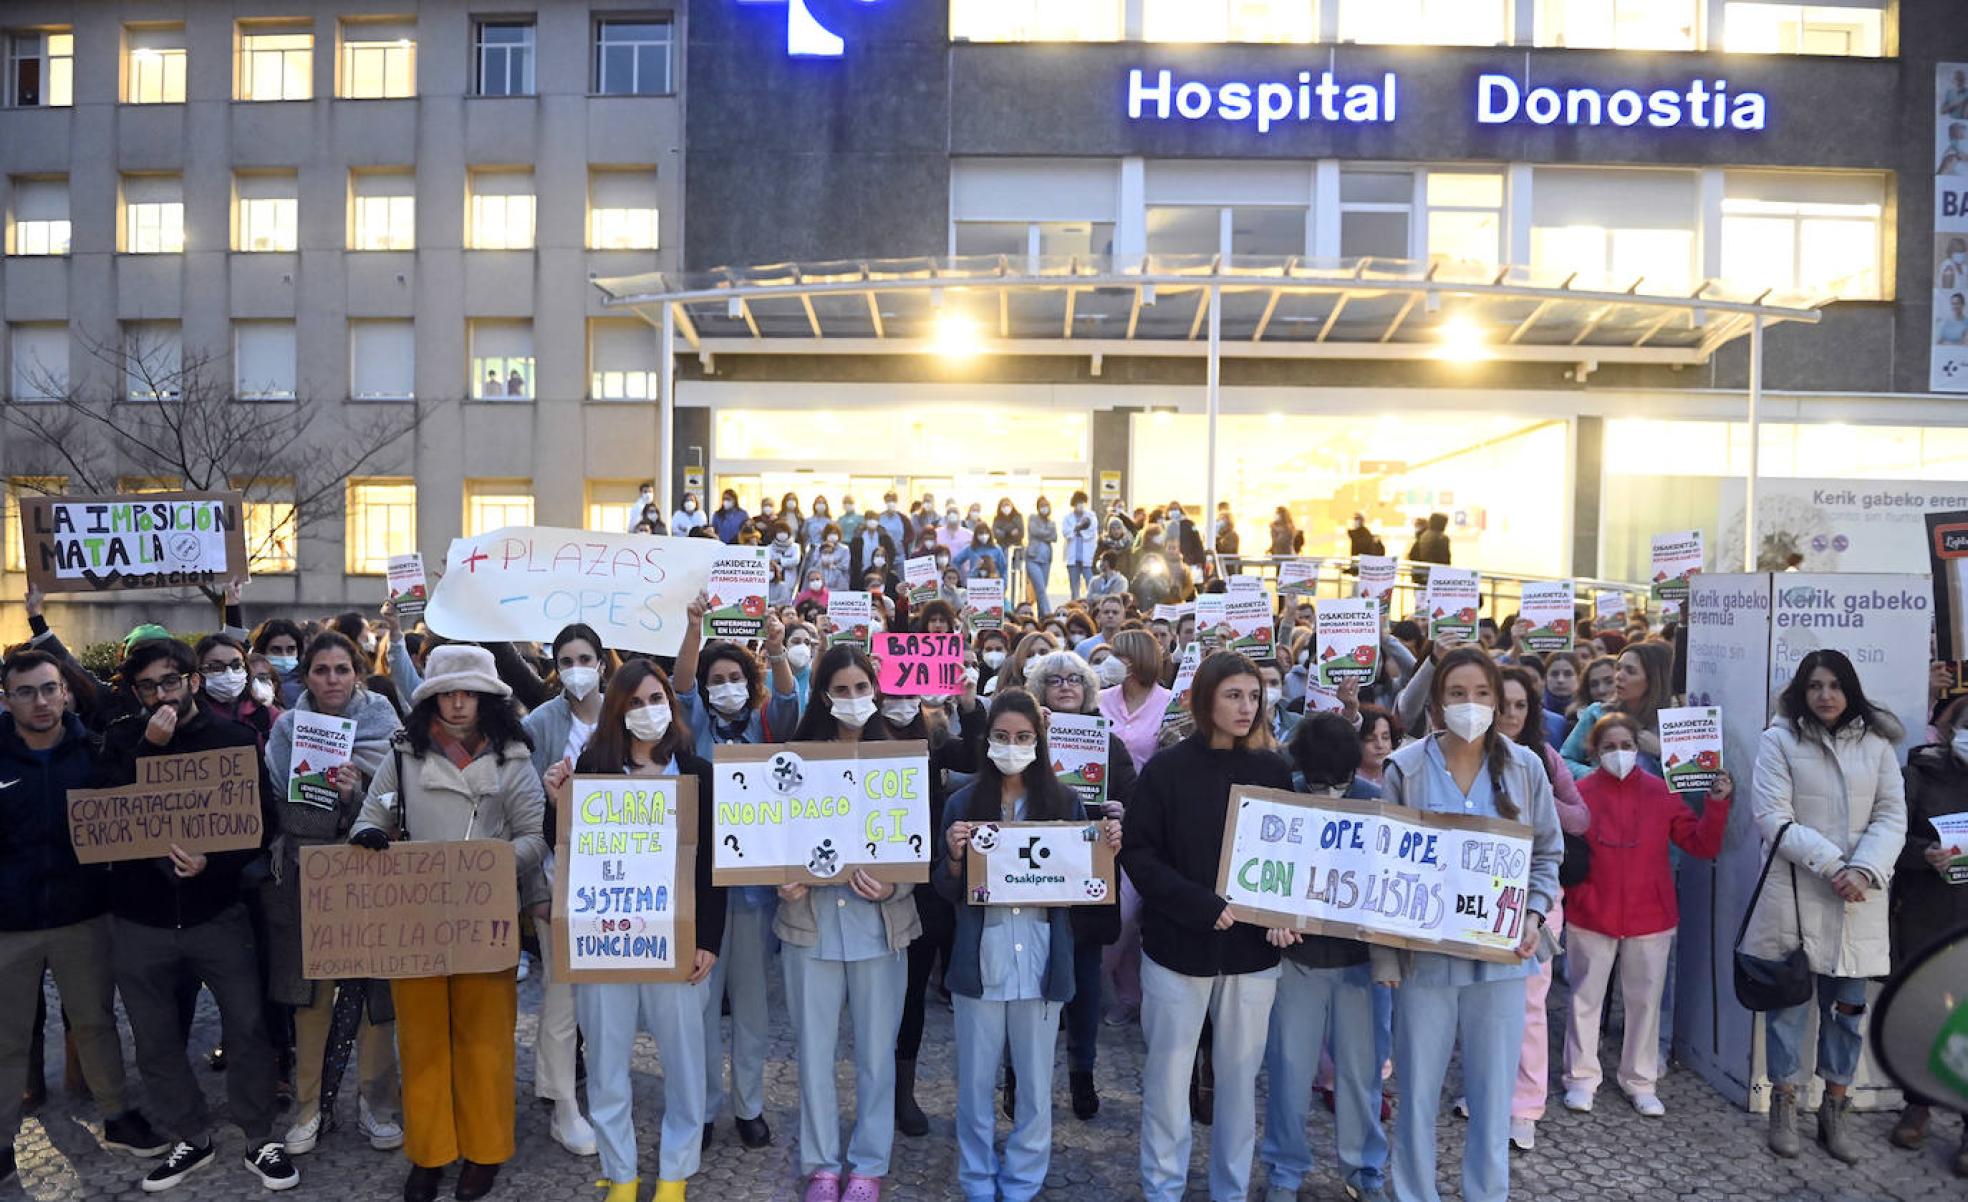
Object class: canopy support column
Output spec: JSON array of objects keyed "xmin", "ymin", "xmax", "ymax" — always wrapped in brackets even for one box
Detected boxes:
[
  {"xmin": 659, "ymin": 302, "xmax": 677, "ymax": 511},
  {"xmin": 1205, "ymin": 283, "xmax": 1221, "ymax": 580},
  {"xmin": 1744, "ymin": 317, "xmax": 1763, "ymax": 572}
]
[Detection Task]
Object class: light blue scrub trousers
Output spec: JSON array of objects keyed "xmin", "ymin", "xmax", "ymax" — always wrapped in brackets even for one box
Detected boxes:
[
  {"xmin": 1139, "ymin": 955, "xmax": 1280, "ymax": 1202},
  {"xmin": 783, "ymin": 942, "xmax": 908, "ymax": 1178},
  {"xmin": 1261, "ymin": 960, "xmax": 1388, "ymax": 1196},
  {"xmin": 1391, "ymin": 974, "xmax": 1527, "ymax": 1202},
  {"xmin": 574, "ymin": 979, "xmax": 708, "ymax": 1185},
  {"xmin": 702, "ymin": 902, "xmax": 773, "ymax": 1122},
  {"xmin": 954, "ymin": 996, "xmax": 1061, "ymax": 1202}
]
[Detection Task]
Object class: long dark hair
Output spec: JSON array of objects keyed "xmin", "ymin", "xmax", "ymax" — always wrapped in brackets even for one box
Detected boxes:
[
  {"xmin": 697, "ymin": 641, "xmax": 764, "ymax": 714},
  {"xmin": 1190, "ymin": 650, "xmax": 1265, "ymax": 750},
  {"xmin": 576, "ymin": 658, "xmax": 687, "ymax": 774},
  {"xmin": 1499, "ymin": 665, "xmax": 1548, "ymax": 761},
  {"xmin": 250, "ymin": 617, "xmax": 305, "ymax": 656},
  {"xmin": 791, "ymin": 644, "xmax": 891, "ymax": 742},
  {"xmin": 550, "ymin": 623, "xmax": 620, "ymax": 695},
  {"xmin": 1428, "ymin": 646, "xmax": 1520, "ymax": 820},
  {"xmin": 1778, "ymin": 649, "xmax": 1902, "ymax": 744},
  {"xmin": 402, "ymin": 687, "xmax": 533, "ymax": 765},
  {"xmin": 1612, "ymin": 642, "xmax": 1673, "ymax": 728},
  {"xmin": 968, "ymin": 688, "xmax": 1077, "ymax": 822}
]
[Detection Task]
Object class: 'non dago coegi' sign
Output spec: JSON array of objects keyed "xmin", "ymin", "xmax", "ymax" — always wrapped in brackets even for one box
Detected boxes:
[
  {"xmin": 712, "ymin": 742, "xmax": 931, "ymax": 887},
  {"xmin": 1216, "ymin": 786, "xmax": 1533, "ymax": 964},
  {"xmin": 20, "ymin": 490, "xmax": 248, "ymax": 594}
]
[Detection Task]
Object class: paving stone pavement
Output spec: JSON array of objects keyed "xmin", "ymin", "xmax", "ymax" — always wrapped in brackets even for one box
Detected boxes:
[{"xmin": 9, "ymin": 957, "xmax": 1964, "ymax": 1202}]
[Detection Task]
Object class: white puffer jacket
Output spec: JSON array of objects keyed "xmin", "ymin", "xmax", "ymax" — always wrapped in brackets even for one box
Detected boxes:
[{"xmin": 1741, "ymin": 716, "xmax": 1906, "ymax": 979}]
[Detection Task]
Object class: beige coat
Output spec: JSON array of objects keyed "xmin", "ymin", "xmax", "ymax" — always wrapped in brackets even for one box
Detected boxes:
[
  {"xmin": 353, "ymin": 737, "xmax": 550, "ymax": 910},
  {"xmin": 774, "ymin": 884, "xmax": 921, "ymax": 954},
  {"xmin": 1742, "ymin": 717, "xmax": 1906, "ymax": 979}
]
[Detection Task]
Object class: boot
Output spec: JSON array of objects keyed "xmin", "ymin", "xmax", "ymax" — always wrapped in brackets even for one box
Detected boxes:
[
  {"xmin": 1768, "ymin": 1089, "xmax": 1800, "ymax": 1158},
  {"xmin": 1070, "ymin": 1070, "xmax": 1098, "ymax": 1121},
  {"xmin": 893, "ymin": 1059, "xmax": 928, "ymax": 1138},
  {"xmin": 598, "ymin": 1180, "xmax": 639, "ymax": 1202},
  {"xmin": 653, "ymin": 1182, "xmax": 686, "ymax": 1202},
  {"xmin": 1817, "ymin": 1094, "xmax": 1861, "ymax": 1165},
  {"xmin": 1890, "ymin": 1104, "xmax": 1929, "ymax": 1150}
]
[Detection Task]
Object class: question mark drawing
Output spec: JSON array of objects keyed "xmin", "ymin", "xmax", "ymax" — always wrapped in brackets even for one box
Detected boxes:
[
  {"xmin": 723, "ymin": 834, "xmax": 742, "ymax": 858},
  {"xmin": 732, "ymin": 770, "xmax": 747, "ymax": 788},
  {"xmin": 908, "ymin": 834, "xmax": 922, "ymax": 855},
  {"xmin": 843, "ymin": 769, "xmax": 857, "ymax": 785},
  {"xmin": 865, "ymin": 840, "xmax": 878, "ymax": 857}
]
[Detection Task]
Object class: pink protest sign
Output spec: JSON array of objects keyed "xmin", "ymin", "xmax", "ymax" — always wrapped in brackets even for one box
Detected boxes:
[{"xmin": 873, "ymin": 631, "xmax": 967, "ymax": 697}]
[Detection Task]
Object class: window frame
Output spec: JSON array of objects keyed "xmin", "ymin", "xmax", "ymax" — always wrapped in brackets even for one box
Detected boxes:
[
  {"xmin": 233, "ymin": 477, "xmax": 298, "ymax": 573},
  {"xmin": 469, "ymin": 320, "xmax": 536, "ymax": 401},
  {"xmin": 349, "ymin": 319, "xmax": 416, "ymax": 401},
  {"xmin": 8, "ymin": 324, "xmax": 68, "ymax": 403},
  {"xmin": 233, "ymin": 320, "xmax": 299, "ymax": 402},
  {"xmin": 593, "ymin": 17, "xmax": 674, "ymax": 97},
  {"xmin": 7, "ymin": 176, "xmax": 70, "ymax": 257},
  {"xmin": 464, "ymin": 480, "xmax": 536, "ymax": 537},
  {"xmin": 467, "ymin": 170, "xmax": 537, "ymax": 251},
  {"xmin": 122, "ymin": 320, "xmax": 184, "ymax": 401},
  {"xmin": 236, "ymin": 24, "xmax": 315, "ymax": 102},
  {"xmin": 338, "ymin": 19, "xmax": 417, "ymax": 100},
  {"xmin": 588, "ymin": 167, "xmax": 662, "ymax": 250},
  {"xmin": 473, "ymin": 18, "xmax": 535, "ymax": 97},
  {"xmin": 349, "ymin": 170, "xmax": 416, "ymax": 251},
  {"xmin": 345, "ymin": 477, "xmax": 417, "ymax": 575},
  {"xmin": 121, "ymin": 175, "xmax": 186, "ymax": 255},
  {"xmin": 8, "ymin": 29, "xmax": 73, "ymax": 108},
  {"xmin": 124, "ymin": 24, "xmax": 188, "ymax": 105}
]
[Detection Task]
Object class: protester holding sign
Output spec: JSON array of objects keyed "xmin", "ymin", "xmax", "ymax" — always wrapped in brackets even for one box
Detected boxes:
[
  {"xmin": 1374, "ymin": 648, "xmax": 1562, "ymax": 1202},
  {"xmin": 196, "ymin": 632, "xmax": 281, "ymax": 752},
  {"xmin": 543, "ymin": 659, "xmax": 726, "ymax": 1202},
  {"xmin": 348, "ymin": 646, "xmax": 548, "ymax": 1202},
  {"xmin": 1120, "ymin": 652, "xmax": 1294, "ymax": 1202},
  {"xmin": 263, "ymin": 632, "xmax": 405, "ymax": 1159},
  {"xmin": 95, "ymin": 639, "xmax": 293, "ymax": 1193},
  {"xmin": 1747, "ymin": 651, "xmax": 1907, "ymax": 1166},
  {"xmin": 780, "ymin": 645, "xmax": 923, "ymax": 1202}
]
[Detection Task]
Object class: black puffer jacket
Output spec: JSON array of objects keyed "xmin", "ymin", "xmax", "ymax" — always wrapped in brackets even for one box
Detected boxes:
[
  {"xmin": 1892, "ymin": 744, "xmax": 1968, "ymax": 966},
  {"xmin": 0, "ymin": 713, "xmax": 109, "ymax": 931}
]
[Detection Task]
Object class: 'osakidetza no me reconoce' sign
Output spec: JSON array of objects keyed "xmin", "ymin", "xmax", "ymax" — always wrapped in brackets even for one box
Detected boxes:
[{"xmin": 19, "ymin": 490, "xmax": 249, "ymax": 594}]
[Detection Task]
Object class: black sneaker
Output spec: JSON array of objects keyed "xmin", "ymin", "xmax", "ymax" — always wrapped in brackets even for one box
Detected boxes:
[
  {"xmin": 142, "ymin": 1141, "xmax": 216, "ymax": 1193},
  {"xmin": 244, "ymin": 1141, "xmax": 299, "ymax": 1192},
  {"xmin": 104, "ymin": 1111, "xmax": 171, "ymax": 1158}
]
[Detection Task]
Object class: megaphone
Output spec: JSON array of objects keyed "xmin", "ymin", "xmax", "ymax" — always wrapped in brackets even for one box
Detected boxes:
[{"xmin": 1869, "ymin": 921, "xmax": 1968, "ymax": 1113}]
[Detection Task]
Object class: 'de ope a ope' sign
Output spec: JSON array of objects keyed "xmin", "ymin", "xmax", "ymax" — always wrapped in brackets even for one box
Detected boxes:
[{"xmin": 1216, "ymin": 786, "xmax": 1534, "ymax": 964}]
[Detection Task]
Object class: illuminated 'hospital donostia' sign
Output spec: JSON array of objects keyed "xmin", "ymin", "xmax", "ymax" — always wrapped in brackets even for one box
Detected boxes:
[{"xmin": 1125, "ymin": 68, "xmax": 1769, "ymax": 135}]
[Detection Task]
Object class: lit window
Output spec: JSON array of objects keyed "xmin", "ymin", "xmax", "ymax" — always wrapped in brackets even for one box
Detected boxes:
[
  {"xmin": 125, "ymin": 26, "xmax": 186, "ymax": 104},
  {"xmin": 8, "ymin": 31, "xmax": 73, "ymax": 107},
  {"xmin": 351, "ymin": 320, "xmax": 415, "ymax": 400},
  {"xmin": 1145, "ymin": 206, "xmax": 1307, "ymax": 259},
  {"xmin": 1037, "ymin": 221, "xmax": 1114, "ymax": 258},
  {"xmin": 235, "ymin": 321, "xmax": 297, "ymax": 400},
  {"xmin": 351, "ymin": 171, "xmax": 415, "ymax": 250},
  {"xmin": 586, "ymin": 481, "xmax": 644, "ymax": 533},
  {"xmin": 465, "ymin": 481, "xmax": 535, "ymax": 537},
  {"xmin": 475, "ymin": 20, "xmax": 534, "ymax": 96},
  {"xmin": 340, "ymin": 20, "xmax": 416, "ymax": 99},
  {"xmin": 469, "ymin": 170, "xmax": 535, "ymax": 250},
  {"xmin": 123, "ymin": 321, "xmax": 183, "ymax": 400},
  {"xmin": 236, "ymin": 172, "xmax": 299, "ymax": 252},
  {"xmin": 590, "ymin": 320, "xmax": 658, "ymax": 400},
  {"xmin": 1724, "ymin": 3, "xmax": 1883, "ymax": 57},
  {"xmin": 470, "ymin": 321, "xmax": 534, "ymax": 400},
  {"xmin": 1721, "ymin": 171, "xmax": 1885, "ymax": 299},
  {"xmin": 9, "ymin": 324, "xmax": 67, "ymax": 401},
  {"xmin": 238, "ymin": 486, "xmax": 297, "ymax": 573},
  {"xmin": 949, "ymin": 0, "xmax": 1125, "ymax": 42},
  {"xmin": 953, "ymin": 222, "xmax": 1029, "ymax": 258},
  {"xmin": 1424, "ymin": 172, "xmax": 1503, "ymax": 271},
  {"xmin": 1529, "ymin": 168, "xmax": 1698, "ymax": 293},
  {"xmin": 1146, "ymin": 207, "xmax": 1223, "ymax": 257},
  {"xmin": 346, "ymin": 478, "xmax": 416, "ymax": 574},
  {"xmin": 122, "ymin": 175, "xmax": 185, "ymax": 254},
  {"xmin": 7, "ymin": 177, "xmax": 69, "ymax": 256},
  {"xmin": 1534, "ymin": 0, "xmax": 1699, "ymax": 50},
  {"xmin": 589, "ymin": 168, "xmax": 660, "ymax": 249},
  {"xmin": 1143, "ymin": 0, "xmax": 1317, "ymax": 43},
  {"xmin": 1339, "ymin": 169, "xmax": 1412, "ymax": 259},
  {"xmin": 1337, "ymin": 0, "xmax": 1509, "ymax": 46},
  {"xmin": 595, "ymin": 20, "xmax": 671, "ymax": 96},
  {"xmin": 3, "ymin": 477, "xmax": 66, "ymax": 572},
  {"xmin": 237, "ymin": 26, "xmax": 313, "ymax": 101}
]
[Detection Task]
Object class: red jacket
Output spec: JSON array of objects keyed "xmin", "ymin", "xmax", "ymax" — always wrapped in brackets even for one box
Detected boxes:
[{"xmin": 1567, "ymin": 767, "xmax": 1730, "ymax": 939}]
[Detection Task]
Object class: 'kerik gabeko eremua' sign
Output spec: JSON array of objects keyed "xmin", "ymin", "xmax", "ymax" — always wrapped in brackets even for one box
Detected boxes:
[{"xmin": 1126, "ymin": 68, "xmax": 1769, "ymax": 134}]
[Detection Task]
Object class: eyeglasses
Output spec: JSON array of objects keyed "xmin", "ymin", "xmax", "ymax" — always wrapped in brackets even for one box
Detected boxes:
[
  {"xmin": 1041, "ymin": 675, "xmax": 1082, "ymax": 690},
  {"xmin": 5, "ymin": 682, "xmax": 63, "ymax": 704},
  {"xmin": 987, "ymin": 732, "xmax": 1039, "ymax": 747},
  {"xmin": 132, "ymin": 673, "xmax": 187, "ymax": 698},
  {"xmin": 200, "ymin": 661, "xmax": 244, "ymax": 675}
]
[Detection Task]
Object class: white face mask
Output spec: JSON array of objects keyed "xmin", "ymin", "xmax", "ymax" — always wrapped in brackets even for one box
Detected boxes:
[
  {"xmin": 1600, "ymin": 748, "xmax": 1639, "ymax": 780},
  {"xmin": 1952, "ymin": 728, "xmax": 1968, "ymax": 764},
  {"xmin": 625, "ymin": 701, "xmax": 672, "ymax": 742},
  {"xmin": 250, "ymin": 678, "xmax": 277, "ymax": 706},
  {"xmin": 204, "ymin": 667, "xmax": 247, "ymax": 701},
  {"xmin": 830, "ymin": 694, "xmax": 877, "ymax": 728},
  {"xmin": 360, "ymin": 632, "xmax": 378, "ymax": 653},
  {"xmin": 786, "ymin": 644, "xmax": 813, "ymax": 671},
  {"xmin": 982, "ymin": 650, "xmax": 1006, "ymax": 669},
  {"xmin": 1264, "ymin": 685, "xmax": 1282, "ymax": 709},
  {"xmin": 881, "ymin": 697, "xmax": 922, "ymax": 726},
  {"xmin": 559, "ymin": 665, "xmax": 601, "ymax": 701},
  {"xmin": 1442, "ymin": 702, "xmax": 1494, "ymax": 742},
  {"xmin": 988, "ymin": 743, "xmax": 1038, "ymax": 776},
  {"xmin": 707, "ymin": 681, "xmax": 750, "ymax": 716},
  {"xmin": 1097, "ymin": 657, "xmax": 1127, "ymax": 687}
]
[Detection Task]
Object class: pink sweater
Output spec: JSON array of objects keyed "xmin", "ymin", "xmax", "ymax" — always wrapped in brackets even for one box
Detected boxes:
[{"xmin": 1100, "ymin": 683, "xmax": 1173, "ymax": 773}]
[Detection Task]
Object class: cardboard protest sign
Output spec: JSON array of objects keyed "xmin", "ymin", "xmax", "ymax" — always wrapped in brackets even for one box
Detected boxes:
[
  {"xmin": 1047, "ymin": 712, "xmax": 1111, "ymax": 815},
  {"xmin": 1423, "ymin": 567, "xmax": 1481, "ymax": 641},
  {"xmin": 287, "ymin": 711, "xmax": 357, "ymax": 811},
  {"xmin": 1928, "ymin": 511, "xmax": 1968, "ymax": 662},
  {"xmin": 873, "ymin": 631, "xmax": 966, "ymax": 697},
  {"xmin": 1278, "ymin": 559, "xmax": 1318, "ymax": 596},
  {"xmin": 1595, "ymin": 590, "xmax": 1627, "ymax": 625},
  {"xmin": 965, "ymin": 821, "xmax": 1117, "ymax": 907},
  {"xmin": 712, "ymin": 742, "xmax": 932, "ymax": 886},
  {"xmin": 1223, "ymin": 592, "xmax": 1275, "ymax": 660},
  {"xmin": 702, "ymin": 552, "xmax": 770, "ymax": 641},
  {"xmin": 1313, "ymin": 599, "xmax": 1380, "ymax": 685},
  {"xmin": 1162, "ymin": 643, "xmax": 1201, "ymax": 729},
  {"xmin": 20, "ymin": 490, "xmax": 249, "ymax": 595},
  {"xmin": 386, "ymin": 553, "xmax": 428, "ymax": 624},
  {"xmin": 1658, "ymin": 706, "xmax": 1725, "ymax": 796},
  {"xmin": 1518, "ymin": 581, "xmax": 1576, "ymax": 654},
  {"xmin": 904, "ymin": 555, "xmax": 939, "ymax": 608},
  {"xmin": 553, "ymin": 776, "xmax": 697, "ymax": 983},
  {"xmin": 968, "ymin": 577, "xmax": 1005, "ymax": 631},
  {"xmin": 1356, "ymin": 556, "xmax": 1398, "ymax": 609},
  {"xmin": 827, "ymin": 591, "xmax": 872, "ymax": 647},
  {"xmin": 1650, "ymin": 530, "xmax": 1705, "ymax": 602},
  {"xmin": 1929, "ymin": 812, "xmax": 1968, "ymax": 885},
  {"xmin": 425, "ymin": 527, "xmax": 759, "ymax": 657},
  {"xmin": 66, "ymin": 747, "xmax": 264, "ymax": 864},
  {"xmin": 1216, "ymin": 786, "xmax": 1533, "ymax": 965},
  {"xmin": 300, "ymin": 840, "xmax": 520, "ymax": 979}
]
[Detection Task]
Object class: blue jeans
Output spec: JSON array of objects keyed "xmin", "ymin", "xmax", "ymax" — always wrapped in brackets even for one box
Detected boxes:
[
  {"xmin": 1025, "ymin": 560, "xmax": 1052, "ymax": 615},
  {"xmin": 1261, "ymin": 960, "xmax": 1387, "ymax": 1196},
  {"xmin": 1393, "ymin": 975, "xmax": 1526, "ymax": 1202},
  {"xmin": 1067, "ymin": 563, "xmax": 1091, "ymax": 600},
  {"xmin": 954, "ymin": 996, "xmax": 1061, "ymax": 1202},
  {"xmin": 1065, "ymin": 941, "xmax": 1102, "ymax": 1073},
  {"xmin": 1766, "ymin": 974, "xmax": 1868, "ymax": 1087}
]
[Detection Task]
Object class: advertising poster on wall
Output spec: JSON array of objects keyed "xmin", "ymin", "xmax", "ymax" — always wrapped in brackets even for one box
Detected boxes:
[{"xmin": 1933, "ymin": 62, "xmax": 1968, "ymax": 392}]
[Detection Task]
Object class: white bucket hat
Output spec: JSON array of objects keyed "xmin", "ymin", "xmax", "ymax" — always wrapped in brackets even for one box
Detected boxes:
[{"xmin": 410, "ymin": 645, "xmax": 512, "ymax": 706}]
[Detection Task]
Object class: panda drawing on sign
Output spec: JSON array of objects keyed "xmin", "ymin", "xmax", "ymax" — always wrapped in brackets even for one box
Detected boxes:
[
  {"xmin": 769, "ymin": 752, "xmax": 805, "ymax": 796},
  {"xmin": 968, "ymin": 824, "xmax": 1001, "ymax": 853},
  {"xmin": 807, "ymin": 838, "xmax": 842, "ymax": 879},
  {"xmin": 1083, "ymin": 878, "xmax": 1109, "ymax": 902}
]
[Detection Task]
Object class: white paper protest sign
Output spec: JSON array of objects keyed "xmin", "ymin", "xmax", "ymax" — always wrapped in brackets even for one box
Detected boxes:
[
  {"xmin": 1931, "ymin": 813, "xmax": 1968, "ymax": 885},
  {"xmin": 1279, "ymin": 559, "xmax": 1319, "ymax": 596},
  {"xmin": 1357, "ymin": 556, "xmax": 1398, "ymax": 609},
  {"xmin": 968, "ymin": 577, "xmax": 1005, "ymax": 630},
  {"xmin": 1651, "ymin": 531, "xmax": 1705, "ymax": 602},
  {"xmin": 386, "ymin": 553, "xmax": 428, "ymax": 624},
  {"xmin": 1423, "ymin": 567, "xmax": 1481, "ymax": 641},
  {"xmin": 1658, "ymin": 706, "xmax": 1725, "ymax": 795},
  {"xmin": 1519, "ymin": 581, "xmax": 1576, "ymax": 654},
  {"xmin": 288, "ymin": 711, "xmax": 356, "ymax": 810},
  {"xmin": 554, "ymin": 776, "xmax": 696, "ymax": 983},
  {"xmin": 1196, "ymin": 592, "xmax": 1227, "ymax": 640},
  {"xmin": 1313, "ymin": 599, "xmax": 1380, "ymax": 686},
  {"xmin": 1047, "ymin": 712, "xmax": 1111, "ymax": 815},
  {"xmin": 827, "ymin": 591, "xmax": 872, "ymax": 647},
  {"xmin": 1162, "ymin": 643, "xmax": 1201, "ymax": 729},
  {"xmin": 1596, "ymin": 591, "xmax": 1627, "ymax": 624},
  {"xmin": 711, "ymin": 742, "xmax": 932, "ymax": 886},
  {"xmin": 904, "ymin": 556, "xmax": 939, "ymax": 607},
  {"xmin": 964, "ymin": 821, "xmax": 1116, "ymax": 906},
  {"xmin": 702, "ymin": 553, "xmax": 770, "ymax": 640},
  {"xmin": 1223, "ymin": 592, "xmax": 1275, "ymax": 660}
]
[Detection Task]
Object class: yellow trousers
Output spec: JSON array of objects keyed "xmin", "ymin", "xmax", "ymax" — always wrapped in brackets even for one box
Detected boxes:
[{"xmin": 391, "ymin": 971, "xmax": 517, "ymax": 1168}]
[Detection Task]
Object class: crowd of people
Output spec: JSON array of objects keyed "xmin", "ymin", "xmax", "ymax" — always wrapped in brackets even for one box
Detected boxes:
[{"xmin": 2, "ymin": 489, "xmax": 1964, "ymax": 1202}]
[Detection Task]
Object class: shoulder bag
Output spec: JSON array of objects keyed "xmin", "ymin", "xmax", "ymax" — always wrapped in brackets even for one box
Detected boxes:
[{"xmin": 1732, "ymin": 820, "xmax": 1813, "ymax": 1012}]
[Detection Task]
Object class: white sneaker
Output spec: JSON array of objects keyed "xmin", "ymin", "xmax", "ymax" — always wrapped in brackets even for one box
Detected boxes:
[
  {"xmin": 1509, "ymin": 1117, "xmax": 1536, "ymax": 1151},
  {"xmin": 550, "ymin": 1100, "xmax": 598, "ymax": 1157},
  {"xmin": 1631, "ymin": 1093, "xmax": 1666, "ymax": 1118},
  {"xmin": 358, "ymin": 1099, "xmax": 404, "ymax": 1150},
  {"xmin": 516, "ymin": 954, "xmax": 532, "ymax": 982},
  {"xmin": 1562, "ymin": 1087, "xmax": 1594, "ymax": 1113},
  {"xmin": 280, "ymin": 1113, "xmax": 319, "ymax": 1156}
]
